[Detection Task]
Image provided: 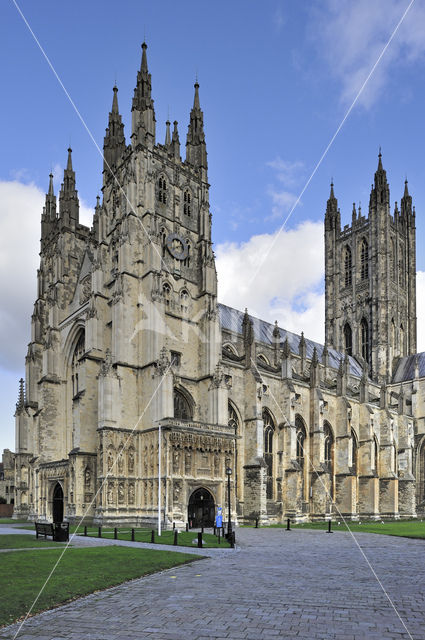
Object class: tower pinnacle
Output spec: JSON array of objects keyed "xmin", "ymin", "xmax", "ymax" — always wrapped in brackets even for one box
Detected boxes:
[
  {"xmin": 131, "ymin": 41, "xmax": 156, "ymax": 146},
  {"xmin": 186, "ymin": 82, "xmax": 207, "ymax": 169},
  {"xmin": 103, "ymin": 85, "xmax": 126, "ymax": 181}
]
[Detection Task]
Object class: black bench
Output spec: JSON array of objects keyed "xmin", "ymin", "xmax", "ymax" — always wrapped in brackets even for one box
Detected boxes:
[{"xmin": 35, "ymin": 522, "xmax": 69, "ymax": 542}]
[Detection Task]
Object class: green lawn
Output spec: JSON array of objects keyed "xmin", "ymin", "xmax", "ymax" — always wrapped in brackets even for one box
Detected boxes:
[
  {"xmin": 14, "ymin": 523, "xmax": 230, "ymax": 548},
  {"xmin": 0, "ymin": 518, "xmax": 30, "ymax": 524},
  {"xmin": 267, "ymin": 519, "xmax": 425, "ymax": 539},
  {"xmin": 0, "ymin": 535, "xmax": 68, "ymax": 549},
  {"xmin": 75, "ymin": 526, "xmax": 230, "ymax": 548},
  {"xmin": 0, "ymin": 546, "xmax": 198, "ymax": 628}
]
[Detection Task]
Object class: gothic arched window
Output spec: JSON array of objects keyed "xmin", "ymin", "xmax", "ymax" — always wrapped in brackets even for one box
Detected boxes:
[
  {"xmin": 183, "ymin": 242, "xmax": 191, "ymax": 268},
  {"xmin": 324, "ymin": 422, "xmax": 334, "ymax": 499},
  {"xmin": 295, "ymin": 417, "xmax": 306, "ymax": 469},
  {"xmin": 399, "ymin": 245, "xmax": 405, "ymax": 286},
  {"xmin": 361, "ymin": 318, "xmax": 369, "ymax": 363},
  {"xmin": 228, "ymin": 402, "xmax": 239, "ymax": 433},
  {"xmin": 263, "ymin": 409, "xmax": 275, "ymax": 500},
  {"xmin": 373, "ymin": 437, "xmax": 379, "ymax": 474},
  {"xmin": 183, "ymin": 190, "xmax": 191, "ymax": 216},
  {"xmin": 391, "ymin": 238, "xmax": 395, "ymax": 280},
  {"xmin": 160, "ymin": 227, "xmax": 167, "ymax": 258},
  {"xmin": 162, "ymin": 282, "xmax": 171, "ymax": 306},
  {"xmin": 174, "ymin": 389, "xmax": 192, "ymax": 420},
  {"xmin": 344, "ymin": 323, "xmax": 352, "ymax": 356},
  {"xmin": 71, "ymin": 331, "xmax": 85, "ymax": 396},
  {"xmin": 351, "ymin": 430, "xmax": 358, "ymax": 475},
  {"xmin": 400, "ymin": 324, "xmax": 405, "ymax": 353},
  {"xmin": 180, "ymin": 289, "xmax": 189, "ymax": 312},
  {"xmin": 360, "ymin": 238, "xmax": 369, "ymax": 280},
  {"xmin": 344, "ymin": 246, "xmax": 352, "ymax": 287},
  {"xmin": 418, "ymin": 439, "xmax": 425, "ymax": 504},
  {"xmin": 158, "ymin": 176, "xmax": 167, "ymax": 204}
]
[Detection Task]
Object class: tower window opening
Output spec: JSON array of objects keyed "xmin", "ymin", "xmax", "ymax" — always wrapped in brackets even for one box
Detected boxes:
[
  {"xmin": 183, "ymin": 242, "xmax": 191, "ymax": 268},
  {"xmin": 183, "ymin": 190, "xmax": 191, "ymax": 216},
  {"xmin": 360, "ymin": 239, "xmax": 369, "ymax": 280},
  {"xmin": 158, "ymin": 177, "xmax": 167, "ymax": 204},
  {"xmin": 361, "ymin": 318, "xmax": 369, "ymax": 363},
  {"xmin": 162, "ymin": 282, "xmax": 171, "ymax": 306},
  {"xmin": 344, "ymin": 246, "xmax": 352, "ymax": 287},
  {"xmin": 344, "ymin": 323, "xmax": 352, "ymax": 356},
  {"xmin": 399, "ymin": 246, "xmax": 405, "ymax": 286}
]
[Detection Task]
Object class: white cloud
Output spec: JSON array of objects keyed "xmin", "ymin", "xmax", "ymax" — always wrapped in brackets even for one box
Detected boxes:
[
  {"xmin": 310, "ymin": 0, "xmax": 425, "ymax": 108},
  {"xmin": 216, "ymin": 220, "xmax": 325, "ymax": 343},
  {"xmin": 0, "ymin": 180, "xmax": 93, "ymax": 373},
  {"xmin": 266, "ymin": 156, "xmax": 304, "ymax": 219}
]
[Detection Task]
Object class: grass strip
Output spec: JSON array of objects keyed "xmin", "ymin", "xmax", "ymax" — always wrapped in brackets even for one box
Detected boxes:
[
  {"xmin": 0, "ymin": 518, "xmax": 29, "ymax": 524},
  {"xmin": 0, "ymin": 535, "xmax": 67, "ymax": 550},
  {"xmin": 265, "ymin": 519, "xmax": 425, "ymax": 539},
  {"xmin": 0, "ymin": 545, "xmax": 198, "ymax": 628}
]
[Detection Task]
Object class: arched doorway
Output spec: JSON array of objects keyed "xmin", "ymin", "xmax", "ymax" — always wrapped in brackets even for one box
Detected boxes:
[
  {"xmin": 188, "ymin": 488, "xmax": 215, "ymax": 528},
  {"xmin": 52, "ymin": 483, "xmax": 64, "ymax": 523}
]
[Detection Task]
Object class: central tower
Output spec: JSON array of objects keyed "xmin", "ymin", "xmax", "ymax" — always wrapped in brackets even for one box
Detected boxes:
[{"xmin": 324, "ymin": 153, "xmax": 417, "ymax": 382}]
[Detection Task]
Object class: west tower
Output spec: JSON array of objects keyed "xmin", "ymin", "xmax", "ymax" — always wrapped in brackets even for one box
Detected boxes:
[{"xmin": 324, "ymin": 153, "xmax": 417, "ymax": 382}]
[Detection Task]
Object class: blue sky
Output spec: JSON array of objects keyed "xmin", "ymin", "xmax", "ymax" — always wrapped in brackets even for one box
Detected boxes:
[{"xmin": 1, "ymin": 0, "xmax": 425, "ymax": 451}]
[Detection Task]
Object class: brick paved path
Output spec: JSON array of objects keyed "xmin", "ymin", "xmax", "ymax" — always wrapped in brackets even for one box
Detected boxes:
[{"xmin": 1, "ymin": 528, "xmax": 424, "ymax": 640}]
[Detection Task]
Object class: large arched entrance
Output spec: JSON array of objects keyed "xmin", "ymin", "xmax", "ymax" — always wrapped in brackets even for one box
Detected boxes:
[
  {"xmin": 52, "ymin": 483, "xmax": 64, "ymax": 523},
  {"xmin": 188, "ymin": 488, "xmax": 215, "ymax": 528}
]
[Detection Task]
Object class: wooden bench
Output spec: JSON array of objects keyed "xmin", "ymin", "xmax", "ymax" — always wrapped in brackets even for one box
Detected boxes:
[
  {"xmin": 35, "ymin": 522, "xmax": 69, "ymax": 542},
  {"xmin": 35, "ymin": 522, "xmax": 54, "ymax": 539}
]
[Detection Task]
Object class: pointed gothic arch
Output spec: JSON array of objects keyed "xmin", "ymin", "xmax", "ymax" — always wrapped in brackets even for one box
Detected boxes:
[
  {"xmin": 324, "ymin": 421, "xmax": 335, "ymax": 500},
  {"xmin": 360, "ymin": 317, "xmax": 369, "ymax": 363},
  {"xmin": 344, "ymin": 245, "xmax": 352, "ymax": 287},
  {"xmin": 173, "ymin": 387, "xmax": 193, "ymax": 420},
  {"xmin": 360, "ymin": 238, "xmax": 369, "ymax": 280},
  {"xmin": 263, "ymin": 408, "xmax": 275, "ymax": 500},
  {"xmin": 344, "ymin": 323, "xmax": 353, "ymax": 356}
]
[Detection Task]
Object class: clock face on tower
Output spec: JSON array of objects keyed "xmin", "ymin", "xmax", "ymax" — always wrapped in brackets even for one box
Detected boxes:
[{"xmin": 165, "ymin": 233, "xmax": 189, "ymax": 260}]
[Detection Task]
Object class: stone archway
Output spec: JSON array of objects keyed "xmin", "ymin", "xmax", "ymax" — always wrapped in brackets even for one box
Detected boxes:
[
  {"xmin": 52, "ymin": 483, "xmax": 64, "ymax": 523},
  {"xmin": 188, "ymin": 488, "xmax": 215, "ymax": 528}
]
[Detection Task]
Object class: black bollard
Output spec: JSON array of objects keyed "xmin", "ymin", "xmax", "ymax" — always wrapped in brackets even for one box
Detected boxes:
[
  {"xmin": 131, "ymin": 528, "xmax": 135, "ymax": 542},
  {"xmin": 255, "ymin": 517, "xmax": 258, "ymax": 528},
  {"xmin": 197, "ymin": 532, "xmax": 203, "ymax": 548},
  {"xmin": 327, "ymin": 520, "xmax": 333, "ymax": 534},
  {"xmin": 173, "ymin": 529, "xmax": 178, "ymax": 546},
  {"xmin": 151, "ymin": 529, "xmax": 155, "ymax": 543},
  {"xmin": 173, "ymin": 521, "xmax": 175, "ymax": 530},
  {"xmin": 185, "ymin": 523, "xmax": 189, "ymax": 532},
  {"xmin": 286, "ymin": 518, "xmax": 291, "ymax": 531},
  {"xmin": 114, "ymin": 527, "xmax": 117, "ymax": 540},
  {"xmin": 98, "ymin": 526, "xmax": 102, "ymax": 538},
  {"xmin": 84, "ymin": 525, "xmax": 87, "ymax": 537},
  {"xmin": 218, "ymin": 528, "xmax": 221, "ymax": 544}
]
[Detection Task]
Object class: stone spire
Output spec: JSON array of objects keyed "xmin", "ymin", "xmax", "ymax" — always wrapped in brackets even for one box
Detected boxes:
[
  {"xmin": 324, "ymin": 181, "xmax": 340, "ymax": 231},
  {"xmin": 185, "ymin": 82, "xmax": 207, "ymax": 170},
  {"xmin": 400, "ymin": 179, "xmax": 412, "ymax": 218},
  {"xmin": 131, "ymin": 42, "xmax": 156, "ymax": 146},
  {"xmin": 371, "ymin": 150, "xmax": 389, "ymax": 207},
  {"xmin": 171, "ymin": 120, "xmax": 180, "ymax": 160},
  {"xmin": 59, "ymin": 147, "xmax": 79, "ymax": 227},
  {"xmin": 103, "ymin": 86, "xmax": 126, "ymax": 181},
  {"xmin": 45, "ymin": 173, "xmax": 56, "ymax": 221},
  {"xmin": 165, "ymin": 120, "xmax": 171, "ymax": 146}
]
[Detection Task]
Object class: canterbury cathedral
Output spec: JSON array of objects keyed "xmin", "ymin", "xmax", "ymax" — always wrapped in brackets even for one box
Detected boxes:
[{"xmin": 13, "ymin": 43, "xmax": 425, "ymax": 526}]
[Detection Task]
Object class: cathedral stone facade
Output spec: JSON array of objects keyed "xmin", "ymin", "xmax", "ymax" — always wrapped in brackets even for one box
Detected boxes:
[{"xmin": 12, "ymin": 44, "xmax": 425, "ymax": 526}]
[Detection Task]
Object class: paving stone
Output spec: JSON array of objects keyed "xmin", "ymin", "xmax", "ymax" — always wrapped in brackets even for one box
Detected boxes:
[{"xmin": 0, "ymin": 529, "xmax": 424, "ymax": 639}]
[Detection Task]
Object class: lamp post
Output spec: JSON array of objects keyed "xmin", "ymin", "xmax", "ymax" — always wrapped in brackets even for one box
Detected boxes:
[{"xmin": 226, "ymin": 466, "xmax": 232, "ymax": 538}]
